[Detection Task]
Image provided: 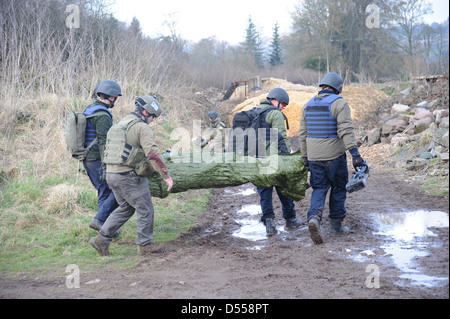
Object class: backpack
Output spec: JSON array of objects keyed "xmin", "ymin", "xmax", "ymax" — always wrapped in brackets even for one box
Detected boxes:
[
  {"xmin": 228, "ymin": 106, "xmax": 289, "ymax": 157},
  {"xmin": 65, "ymin": 111, "xmax": 109, "ymax": 160},
  {"xmin": 103, "ymin": 116, "xmax": 144, "ymax": 167}
]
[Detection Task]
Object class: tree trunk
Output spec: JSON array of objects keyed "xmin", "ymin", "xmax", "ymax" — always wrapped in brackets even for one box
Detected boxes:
[{"xmin": 147, "ymin": 152, "xmax": 308, "ymax": 201}]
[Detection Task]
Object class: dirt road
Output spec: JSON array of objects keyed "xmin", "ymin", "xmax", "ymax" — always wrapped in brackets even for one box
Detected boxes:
[{"xmin": 1, "ymin": 159, "xmax": 448, "ymax": 300}]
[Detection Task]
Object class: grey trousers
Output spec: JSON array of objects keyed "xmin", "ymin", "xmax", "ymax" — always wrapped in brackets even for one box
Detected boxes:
[{"xmin": 100, "ymin": 172, "xmax": 154, "ymax": 246}]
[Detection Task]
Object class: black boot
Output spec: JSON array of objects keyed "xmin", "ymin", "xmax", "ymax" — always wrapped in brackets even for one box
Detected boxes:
[
  {"xmin": 329, "ymin": 218, "xmax": 349, "ymax": 236},
  {"xmin": 285, "ymin": 217, "xmax": 302, "ymax": 229},
  {"xmin": 265, "ymin": 218, "xmax": 277, "ymax": 236}
]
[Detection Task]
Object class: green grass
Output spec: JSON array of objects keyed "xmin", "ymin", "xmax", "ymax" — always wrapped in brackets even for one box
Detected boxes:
[
  {"xmin": 420, "ymin": 176, "xmax": 449, "ymax": 197},
  {"xmin": 0, "ymin": 173, "xmax": 211, "ymax": 274}
]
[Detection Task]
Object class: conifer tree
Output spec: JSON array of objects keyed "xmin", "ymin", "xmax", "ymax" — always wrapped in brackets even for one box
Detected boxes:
[
  {"xmin": 242, "ymin": 16, "xmax": 264, "ymax": 69},
  {"xmin": 269, "ymin": 22, "xmax": 283, "ymax": 67}
]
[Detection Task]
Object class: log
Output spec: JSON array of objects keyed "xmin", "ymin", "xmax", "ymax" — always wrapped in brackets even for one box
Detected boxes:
[{"xmin": 147, "ymin": 151, "xmax": 308, "ymax": 201}]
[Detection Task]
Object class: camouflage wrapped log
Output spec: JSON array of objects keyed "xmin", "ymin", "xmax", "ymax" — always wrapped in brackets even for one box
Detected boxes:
[{"xmin": 147, "ymin": 151, "xmax": 308, "ymax": 201}]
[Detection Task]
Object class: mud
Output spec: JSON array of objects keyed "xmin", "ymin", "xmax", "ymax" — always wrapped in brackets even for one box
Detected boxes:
[{"xmin": 1, "ymin": 160, "xmax": 448, "ymax": 300}]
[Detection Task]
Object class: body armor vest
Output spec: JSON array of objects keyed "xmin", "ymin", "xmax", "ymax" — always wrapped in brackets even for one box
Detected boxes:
[
  {"xmin": 83, "ymin": 104, "xmax": 113, "ymax": 147},
  {"xmin": 305, "ymin": 94, "xmax": 342, "ymax": 139},
  {"xmin": 103, "ymin": 114, "xmax": 147, "ymax": 168}
]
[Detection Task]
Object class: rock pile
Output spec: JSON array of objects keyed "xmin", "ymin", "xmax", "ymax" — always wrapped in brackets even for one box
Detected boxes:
[{"xmin": 363, "ymin": 76, "xmax": 449, "ymax": 174}]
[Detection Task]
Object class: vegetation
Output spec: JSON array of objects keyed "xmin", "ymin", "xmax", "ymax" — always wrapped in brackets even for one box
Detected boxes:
[{"xmin": 0, "ymin": 0, "xmax": 448, "ymax": 274}]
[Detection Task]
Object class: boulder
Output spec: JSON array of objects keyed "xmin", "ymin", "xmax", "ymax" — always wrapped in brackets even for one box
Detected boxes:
[
  {"xmin": 414, "ymin": 117, "xmax": 433, "ymax": 134},
  {"xmin": 412, "ymin": 108, "xmax": 433, "ymax": 121},
  {"xmin": 440, "ymin": 117, "xmax": 449, "ymax": 128},
  {"xmin": 382, "ymin": 124, "xmax": 395, "ymax": 135},
  {"xmin": 440, "ymin": 131, "xmax": 449, "ymax": 149},
  {"xmin": 416, "ymin": 101, "xmax": 429, "ymax": 108},
  {"xmin": 367, "ymin": 128, "xmax": 381, "ymax": 146},
  {"xmin": 391, "ymin": 103, "xmax": 410, "ymax": 114}
]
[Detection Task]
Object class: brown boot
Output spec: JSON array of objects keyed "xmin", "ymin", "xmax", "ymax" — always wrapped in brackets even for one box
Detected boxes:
[
  {"xmin": 89, "ymin": 235, "xmax": 110, "ymax": 256},
  {"xmin": 308, "ymin": 217, "xmax": 323, "ymax": 244},
  {"xmin": 137, "ymin": 243, "xmax": 163, "ymax": 255}
]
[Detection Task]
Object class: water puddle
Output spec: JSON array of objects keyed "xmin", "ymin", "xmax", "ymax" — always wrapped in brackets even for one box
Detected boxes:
[
  {"xmin": 223, "ymin": 187, "xmax": 256, "ymax": 197},
  {"xmin": 372, "ymin": 210, "xmax": 449, "ymax": 287},
  {"xmin": 232, "ymin": 204, "xmax": 267, "ymax": 249}
]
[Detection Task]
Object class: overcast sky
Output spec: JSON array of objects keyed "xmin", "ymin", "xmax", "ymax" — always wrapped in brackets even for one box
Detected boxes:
[{"xmin": 111, "ymin": 0, "xmax": 449, "ymax": 45}]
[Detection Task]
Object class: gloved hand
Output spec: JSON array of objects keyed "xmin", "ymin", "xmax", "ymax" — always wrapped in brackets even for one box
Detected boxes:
[
  {"xmin": 164, "ymin": 177, "xmax": 173, "ymax": 191},
  {"xmin": 352, "ymin": 153, "xmax": 365, "ymax": 170},
  {"xmin": 302, "ymin": 157, "xmax": 309, "ymax": 168},
  {"xmin": 200, "ymin": 139, "xmax": 209, "ymax": 148}
]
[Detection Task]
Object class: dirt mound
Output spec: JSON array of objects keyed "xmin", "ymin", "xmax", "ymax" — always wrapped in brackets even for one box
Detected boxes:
[
  {"xmin": 229, "ymin": 79, "xmax": 388, "ymax": 138},
  {"xmin": 340, "ymin": 85, "xmax": 389, "ymax": 121}
]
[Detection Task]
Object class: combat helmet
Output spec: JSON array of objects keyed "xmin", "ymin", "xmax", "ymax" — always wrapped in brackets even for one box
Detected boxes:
[
  {"xmin": 95, "ymin": 80, "xmax": 122, "ymax": 97},
  {"xmin": 135, "ymin": 95, "xmax": 162, "ymax": 118},
  {"xmin": 319, "ymin": 72, "xmax": 343, "ymax": 94},
  {"xmin": 267, "ymin": 88, "xmax": 289, "ymax": 105}
]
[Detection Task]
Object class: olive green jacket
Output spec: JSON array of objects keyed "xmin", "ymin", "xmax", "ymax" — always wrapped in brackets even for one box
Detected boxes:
[{"xmin": 257, "ymin": 99, "xmax": 291, "ymax": 152}]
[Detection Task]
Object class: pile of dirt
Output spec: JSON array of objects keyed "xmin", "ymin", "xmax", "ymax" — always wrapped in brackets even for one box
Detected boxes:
[
  {"xmin": 228, "ymin": 79, "xmax": 388, "ymax": 138},
  {"xmin": 340, "ymin": 85, "xmax": 389, "ymax": 121}
]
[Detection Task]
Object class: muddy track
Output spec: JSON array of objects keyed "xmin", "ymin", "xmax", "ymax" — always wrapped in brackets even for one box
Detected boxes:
[{"xmin": 1, "ymin": 162, "xmax": 448, "ymax": 300}]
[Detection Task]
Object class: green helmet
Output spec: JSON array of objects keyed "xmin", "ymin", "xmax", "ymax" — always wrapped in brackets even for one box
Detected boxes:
[
  {"xmin": 319, "ymin": 72, "xmax": 343, "ymax": 93},
  {"xmin": 95, "ymin": 80, "xmax": 122, "ymax": 97},
  {"xmin": 135, "ymin": 95, "xmax": 162, "ymax": 118},
  {"xmin": 267, "ymin": 88, "xmax": 289, "ymax": 105}
]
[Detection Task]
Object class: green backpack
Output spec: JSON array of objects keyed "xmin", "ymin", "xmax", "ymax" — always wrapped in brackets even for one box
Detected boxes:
[
  {"xmin": 65, "ymin": 111, "xmax": 108, "ymax": 160},
  {"xmin": 103, "ymin": 115, "xmax": 154, "ymax": 176}
]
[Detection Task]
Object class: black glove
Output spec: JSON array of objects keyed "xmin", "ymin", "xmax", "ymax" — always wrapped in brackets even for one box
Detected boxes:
[
  {"xmin": 303, "ymin": 157, "xmax": 309, "ymax": 168},
  {"xmin": 352, "ymin": 153, "xmax": 365, "ymax": 170}
]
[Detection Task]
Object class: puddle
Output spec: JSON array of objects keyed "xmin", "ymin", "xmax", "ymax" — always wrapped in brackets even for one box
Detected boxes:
[
  {"xmin": 223, "ymin": 187, "xmax": 256, "ymax": 197},
  {"xmin": 231, "ymin": 204, "xmax": 306, "ymax": 249},
  {"xmin": 372, "ymin": 210, "xmax": 449, "ymax": 287},
  {"xmin": 232, "ymin": 204, "xmax": 266, "ymax": 249}
]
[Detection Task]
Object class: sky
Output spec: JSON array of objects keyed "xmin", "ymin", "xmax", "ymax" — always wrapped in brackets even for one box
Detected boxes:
[{"xmin": 111, "ymin": 0, "xmax": 450, "ymax": 45}]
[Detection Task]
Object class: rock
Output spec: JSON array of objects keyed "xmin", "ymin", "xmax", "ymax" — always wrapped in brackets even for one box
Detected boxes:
[
  {"xmin": 367, "ymin": 128, "xmax": 381, "ymax": 146},
  {"xmin": 440, "ymin": 131, "xmax": 449, "ymax": 149},
  {"xmin": 391, "ymin": 134, "xmax": 409, "ymax": 147},
  {"xmin": 400, "ymin": 87, "xmax": 411, "ymax": 97},
  {"xmin": 382, "ymin": 124, "xmax": 394, "ymax": 135},
  {"xmin": 419, "ymin": 152, "xmax": 434, "ymax": 159},
  {"xmin": 385, "ymin": 118, "xmax": 407, "ymax": 127},
  {"xmin": 414, "ymin": 120, "xmax": 432, "ymax": 134},
  {"xmin": 433, "ymin": 109, "xmax": 449, "ymax": 118},
  {"xmin": 380, "ymin": 137, "xmax": 391, "ymax": 144},
  {"xmin": 413, "ymin": 108, "xmax": 433, "ymax": 121},
  {"xmin": 406, "ymin": 158, "xmax": 428, "ymax": 170},
  {"xmin": 391, "ymin": 103, "xmax": 410, "ymax": 114},
  {"xmin": 428, "ymin": 99, "xmax": 439, "ymax": 108},
  {"xmin": 441, "ymin": 152, "xmax": 449, "ymax": 161},
  {"xmin": 416, "ymin": 101, "xmax": 429, "ymax": 108},
  {"xmin": 440, "ymin": 117, "xmax": 449, "ymax": 128}
]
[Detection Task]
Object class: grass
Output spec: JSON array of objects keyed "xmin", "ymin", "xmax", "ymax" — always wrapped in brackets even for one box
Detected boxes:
[
  {"xmin": 0, "ymin": 95, "xmax": 213, "ymax": 276},
  {"xmin": 0, "ymin": 171, "xmax": 211, "ymax": 274},
  {"xmin": 420, "ymin": 176, "xmax": 449, "ymax": 197}
]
